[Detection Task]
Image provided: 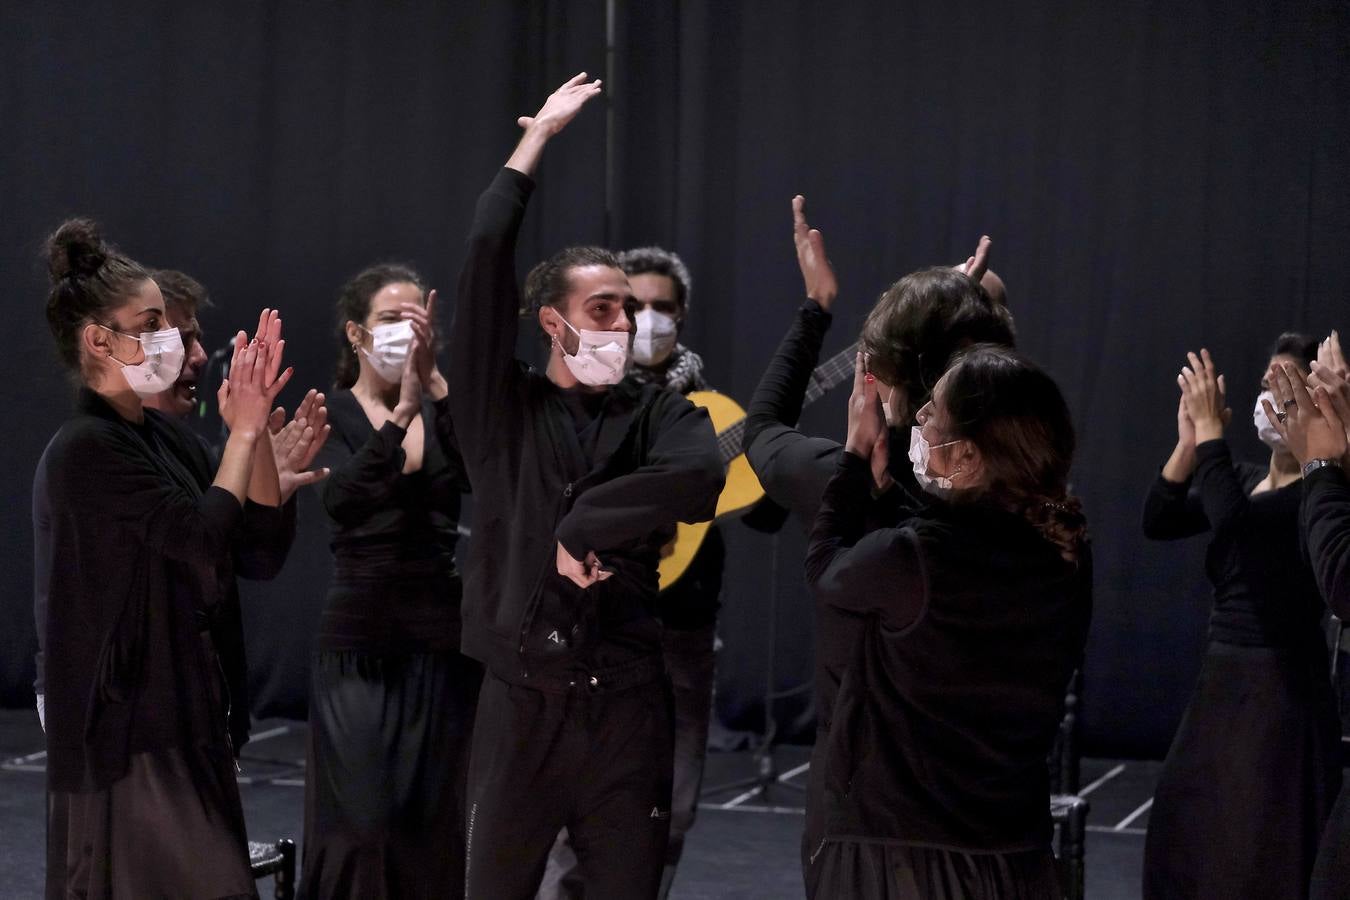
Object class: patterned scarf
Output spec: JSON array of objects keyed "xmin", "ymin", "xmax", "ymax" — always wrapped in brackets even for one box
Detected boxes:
[{"xmin": 629, "ymin": 343, "xmax": 709, "ymax": 395}]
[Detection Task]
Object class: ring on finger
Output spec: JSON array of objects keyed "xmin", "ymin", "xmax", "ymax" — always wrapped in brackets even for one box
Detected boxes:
[
  {"xmin": 1283, "ymin": 398, "xmax": 1297, "ymax": 409},
  {"xmin": 1276, "ymin": 411, "xmax": 1288, "ymax": 423}
]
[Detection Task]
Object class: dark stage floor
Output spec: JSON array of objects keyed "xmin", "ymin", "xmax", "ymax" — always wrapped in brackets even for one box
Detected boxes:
[{"xmin": 1, "ymin": 709, "xmax": 1155, "ymax": 898}]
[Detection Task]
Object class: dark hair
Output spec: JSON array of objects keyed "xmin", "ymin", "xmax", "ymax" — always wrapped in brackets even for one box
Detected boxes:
[
  {"xmin": 1270, "ymin": 332, "xmax": 1317, "ymax": 372},
  {"xmin": 860, "ymin": 267, "xmax": 1016, "ymax": 423},
  {"xmin": 151, "ymin": 269, "xmax": 212, "ymax": 321},
  {"xmin": 941, "ymin": 345, "xmax": 1087, "ymax": 563},
  {"xmin": 523, "ymin": 246, "xmax": 622, "ymax": 314},
  {"xmin": 334, "ymin": 263, "xmax": 426, "ymax": 389},
  {"xmin": 44, "ymin": 218, "xmax": 151, "ymax": 377},
  {"xmin": 617, "ymin": 246, "xmax": 692, "ymax": 311}
]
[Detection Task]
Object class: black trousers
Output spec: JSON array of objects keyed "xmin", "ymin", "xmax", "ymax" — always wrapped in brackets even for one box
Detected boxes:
[{"xmin": 465, "ymin": 671, "xmax": 675, "ymax": 900}]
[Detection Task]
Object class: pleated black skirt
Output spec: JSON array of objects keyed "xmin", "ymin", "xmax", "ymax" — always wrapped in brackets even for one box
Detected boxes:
[
  {"xmin": 1143, "ymin": 642, "xmax": 1342, "ymax": 900},
  {"xmin": 299, "ymin": 648, "xmax": 482, "ymax": 900},
  {"xmin": 811, "ymin": 841, "xmax": 1061, "ymax": 900}
]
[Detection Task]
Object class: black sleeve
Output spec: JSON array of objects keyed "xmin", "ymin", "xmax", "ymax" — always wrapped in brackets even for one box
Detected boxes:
[
  {"xmin": 555, "ymin": 394, "xmax": 724, "ymax": 557},
  {"xmin": 319, "ymin": 421, "xmax": 409, "ymax": 525},
  {"xmin": 804, "ymin": 451, "xmax": 926, "ymax": 629},
  {"xmin": 1303, "ymin": 465, "xmax": 1350, "ymax": 618},
  {"xmin": 233, "ymin": 497, "xmax": 297, "ymax": 581},
  {"xmin": 46, "ymin": 421, "xmax": 243, "ymax": 566},
  {"xmin": 431, "ymin": 395, "xmax": 472, "ymax": 493},
  {"xmin": 1193, "ymin": 439, "xmax": 1251, "ymax": 532},
  {"xmin": 743, "ymin": 300, "xmax": 844, "ymax": 522},
  {"xmin": 446, "ymin": 167, "xmax": 534, "ymax": 466},
  {"xmin": 1141, "ymin": 473, "xmax": 1209, "ymax": 540}
]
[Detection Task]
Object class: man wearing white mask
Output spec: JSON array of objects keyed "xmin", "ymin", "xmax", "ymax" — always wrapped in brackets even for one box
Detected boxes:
[
  {"xmin": 537, "ymin": 246, "xmax": 724, "ymax": 900},
  {"xmin": 447, "ymin": 74, "xmax": 723, "ymax": 900}
]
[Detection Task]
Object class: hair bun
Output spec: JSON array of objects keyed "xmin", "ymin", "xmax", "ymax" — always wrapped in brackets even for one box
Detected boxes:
[{"xmin": 46, "ymin": 218, "xmax": 108, "ymax": 283}]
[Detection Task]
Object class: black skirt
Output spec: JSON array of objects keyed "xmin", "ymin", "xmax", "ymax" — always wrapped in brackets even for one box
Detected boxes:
[
  {"xmin": 1310, "ymin": 783, "xmax": 1350, "ymax": 900},
  {"xmin": 46, "ymin": 633, "xmax": 255, "ymax": 900},
  {"xmin": 811, "ymin": 841, "xmax": 1061, "ymax": 900},
  {"xmin": 1144, "ymin": 642, "xmax": 1342, "ymax": 900},
  {"xmin": 299, "ymin": 647, "xmax": 481, "ymax": 900}
]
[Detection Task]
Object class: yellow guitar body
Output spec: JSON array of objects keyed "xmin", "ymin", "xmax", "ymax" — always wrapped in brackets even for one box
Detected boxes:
[{"xmin": 658, "ymin": 390, "xmax": 764, "ymax": 590}]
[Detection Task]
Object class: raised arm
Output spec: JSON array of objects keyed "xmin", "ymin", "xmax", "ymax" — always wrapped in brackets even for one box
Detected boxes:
[
  {"xmin": 1142, "ymin": 392, "xmax": 1211, "ymax": 540},
  {"xmin": 447, "ymin": 74, "xmax": 602, "ymax": 463}
]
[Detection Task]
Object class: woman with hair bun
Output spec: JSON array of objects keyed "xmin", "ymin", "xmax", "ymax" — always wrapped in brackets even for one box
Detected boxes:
[
  {"xmin": 1140, "ymin": 337, "xmax": 1341, "ymax": 900},
  {"xmin": 299, "ymin": 264, "xmax": 477, "ymax": 899},
  {"xmin": 803, "ymin": 345, "xmax": 1092, "ymax": 899},
  {"xmin": 37, "ymin": 218, "xmax": 290, "ymax": 898}
]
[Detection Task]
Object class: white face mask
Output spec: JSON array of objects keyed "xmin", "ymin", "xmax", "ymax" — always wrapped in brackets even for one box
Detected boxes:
[
  {"xmin": 908, "ymin": 426, "xmax": 963, "ymax": 496},
  {"xmin": 880, "ymin": 386, "xmax": 896, "ymax": 427},
  {"xmin": 359, "ymin": 320, "xmax": 414, "ymax": 383},
  {"xmin": 631, "ymin": 308, "xmax": 678, "ymax": 367},
  {"xmin": 1254, "ymin": 389, "xmax": 1286, "ymax": 451},
  {"xmin": 102, "ymin": 325, "xmax": 186, "ymax": 396},
  {"xmin": 556, "ymin": 315, "xmax": 629, "ymax": 386}
]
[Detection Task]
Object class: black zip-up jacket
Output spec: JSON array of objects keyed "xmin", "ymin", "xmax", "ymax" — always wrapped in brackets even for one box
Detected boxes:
[
  {"xmin": 447, "ymin": 167, "xmax": 723, "ymax": 690},
  {"xmin": 1303, "ymin": 464, "xmax": 1350, "ymax": 618}
]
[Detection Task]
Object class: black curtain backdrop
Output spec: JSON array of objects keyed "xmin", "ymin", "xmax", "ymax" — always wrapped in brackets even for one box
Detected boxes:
[{"xmin": 2, "ymin": 1, "xmax": 1348, "ymax": 760}]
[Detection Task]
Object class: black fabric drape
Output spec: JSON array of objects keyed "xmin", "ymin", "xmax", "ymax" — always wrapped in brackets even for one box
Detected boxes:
[{"xmin": 4, "ymin": 1, "xmax": 1349, "ymax": 758}]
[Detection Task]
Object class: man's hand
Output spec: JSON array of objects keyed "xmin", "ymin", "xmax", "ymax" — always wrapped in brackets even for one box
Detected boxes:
[
  {"xmin": 556, "ymin": 541, "xmax": 613, "ymax": 589},
  {"xmin": 792, "ymin": 195, "xmax": 838, "ymax": 309},
  {"xmin": 270, "ymin": 389, "xmax": 331, "ymax": 503},
  {"xmin": 955, "ymin": 235, "xmax": 992, "ymax": 284},
  {"xmin": 506, "ymin": 73, "xmax": 603, "ymax": 177}
]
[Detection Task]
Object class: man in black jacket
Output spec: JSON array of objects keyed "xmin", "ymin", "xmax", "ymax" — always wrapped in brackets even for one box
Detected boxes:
[{"xmin": 447, "ymin": 74, "xmax": 723, "ymax": 900}]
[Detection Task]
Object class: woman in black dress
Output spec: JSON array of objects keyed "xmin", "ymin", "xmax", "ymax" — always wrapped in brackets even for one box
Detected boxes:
[
  {"xmin": 300, "ymin": 264, "xmax": 479, "ymax": 899},
  {"xmin": 804, "ymin": 345, "xmax": 1092, "ymax": 899},
  {"xmin": 1140, "ymin": 338, "xmax": 1341, "ymax": 900},
  {"xmin": 39, "ymin": 219, "xmax": 290, "ymax": 899}
]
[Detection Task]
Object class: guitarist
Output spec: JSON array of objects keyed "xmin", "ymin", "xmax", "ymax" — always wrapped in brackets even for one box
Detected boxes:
[{"xmin": 741, "ymin": 195, "xmax": 1015, "ymax": 894}]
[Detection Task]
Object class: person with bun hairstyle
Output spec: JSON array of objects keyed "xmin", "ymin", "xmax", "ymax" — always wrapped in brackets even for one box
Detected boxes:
[
  {"xmin": 1140, "ymin": 338, "xmax": 1341, "ymax": 900},
  {"xmin": 299, "ymin": 264, "xmax": 478, "ymax": 899},
  {"xmin": 36, "ymin": 219, "xmax": 291, "ymax": 898},
  {"xmin": 803, "ymin": 345, "xmax": 1092, "ymax": 898}
]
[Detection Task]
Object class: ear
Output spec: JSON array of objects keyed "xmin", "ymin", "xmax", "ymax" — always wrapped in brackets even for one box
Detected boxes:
[
  {"xmin": 537, "ymin": 306, "xmax": 561, "ymax": 345},
  {"xmin": 81, "ymin": 321, "xmax": 114, "ymax": 362},
  {"xmin": 951, "ymin": 440, "xmax": 983, "ymax": 484},
  {"xmin": 344, "ymin": 320, "xmax": 365, "ymax": 349}
]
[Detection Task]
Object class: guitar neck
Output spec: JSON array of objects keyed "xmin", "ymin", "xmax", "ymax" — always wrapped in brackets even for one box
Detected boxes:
[{"xmin": 715, "ymin": 340, "xmax": 861, "ymax": 466}]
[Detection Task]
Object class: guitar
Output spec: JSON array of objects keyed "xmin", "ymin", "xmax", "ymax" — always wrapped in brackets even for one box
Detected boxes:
[{"xmin": 658, "ymin": 342, "xmax": 860, "ymax": 590}]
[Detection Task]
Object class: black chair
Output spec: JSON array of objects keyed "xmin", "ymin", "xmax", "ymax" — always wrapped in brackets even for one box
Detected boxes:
[
  {"xmin": 249, "ymin": 839, "xmax": 296, "ymax": 900},
  {"xmin": 1047, "ymin": 669, "xmax": 1089, "ymax": 900}
]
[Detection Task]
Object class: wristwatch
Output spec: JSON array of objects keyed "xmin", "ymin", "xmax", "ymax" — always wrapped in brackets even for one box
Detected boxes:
[{"xmin": 1302, "ymin": 458, "xmax": 1344, "ymax": 478}]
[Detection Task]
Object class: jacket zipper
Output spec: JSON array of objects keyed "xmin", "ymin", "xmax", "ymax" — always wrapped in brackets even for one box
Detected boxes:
[{"xmin": 517, "ymin": 480, "xmax": 575, "ymax": 678}]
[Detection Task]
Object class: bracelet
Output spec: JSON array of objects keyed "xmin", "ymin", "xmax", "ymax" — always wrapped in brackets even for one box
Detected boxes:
[{"xmin": 1302, "ymin": 458, "xmax": 1344, "ymax": 478}]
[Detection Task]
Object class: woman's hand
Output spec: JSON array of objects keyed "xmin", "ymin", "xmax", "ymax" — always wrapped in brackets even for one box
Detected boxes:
[
  {"xmin": 219, "ymin": 310, "xmax": 293, "ymax": 438},
  {"xmin": 1178, "ymin": 349, "xmax": 1229, "ymax": 444},
  {"xmin": 269, "ymin": 389, "xmax": 332, "ymax": 502},
  {"xmin": 1176, "ymin": 393, "xmax": 1197, "ymax": 448},
  {"xmin": 401, "ymin": 289, "xmax": 447, "ymax": 400},
  {"xmin": 792, "ymin": 195, "xmax": 838, "ymax": 309},
  {"xmin": 518, "ymin": 72, "xmax": 604, "ymax": 136},
  {"xmin": 955, "ymin": 235, "xmax": 992, "ymax": 284},
  {"xmin": 843, "ymin": 352, "xmax": 892, "ymax": 491},
  {"xmin": 1313, "ymin": 330, "xmax": 1347, "ymax": 384},
  {"xmin": 390, "ymin": 336, "xmax": 423, "ymax": 429},
  {"xmin": 1265, "ymin": 362, "xmax": 1348, "ymax": 465}
]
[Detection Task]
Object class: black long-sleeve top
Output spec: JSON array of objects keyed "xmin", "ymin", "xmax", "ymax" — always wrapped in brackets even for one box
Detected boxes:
[
  {"xmin": 38, "ymin": 389, "xmax": 292, "ymax": 790},
  {"xmin": 315, "ymin": 390, "xmax": 470, "ymax": 652},
  {"xmin": 445, "ymin": 167, "xmax": 723, "ymax": 689},
  {"xmin": 34, "ymin": 418, "xmax": 296, "ymax": 753},
  {"xmin": 1142, "ymin": 439, "xmax": 1324, "ymax": 650},
  {"xmin": 806, "ymin": 452, "xmax": 1092, "ymax": 850},
  {"xmin": 742, "ymin": 298, "xmax": 919, "ymax": 732},
  {"xmin": 1302, "ymin": 464, "xmax": 1350, "ymax": 619}
]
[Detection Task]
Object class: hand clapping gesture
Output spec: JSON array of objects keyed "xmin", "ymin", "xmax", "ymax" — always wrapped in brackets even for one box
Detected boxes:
[
  {"xmin": 268, "ymin": 388, "xmax": 331, "ymax": 502},
  {"xmin": 399, "ymin": 289, "xmax": 447, "ymax": 401},
  {"xmin": 219, "ymin": 309, "xmax": 293, "ymax": 438},
  {"xmin": 1177, "ymin": 349, "xmax": 1231, "ymax": 445},
  {"xmin": 792, "ymin": 195, "xmax": 838, "ymax": 309},
  {"xmin": 844, "ymin": 351, "xmax": 893, "ymax": 492},
  {"xmin": 1265, "ymin": 362, "xmax": 1350, "ymax": 466}
]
